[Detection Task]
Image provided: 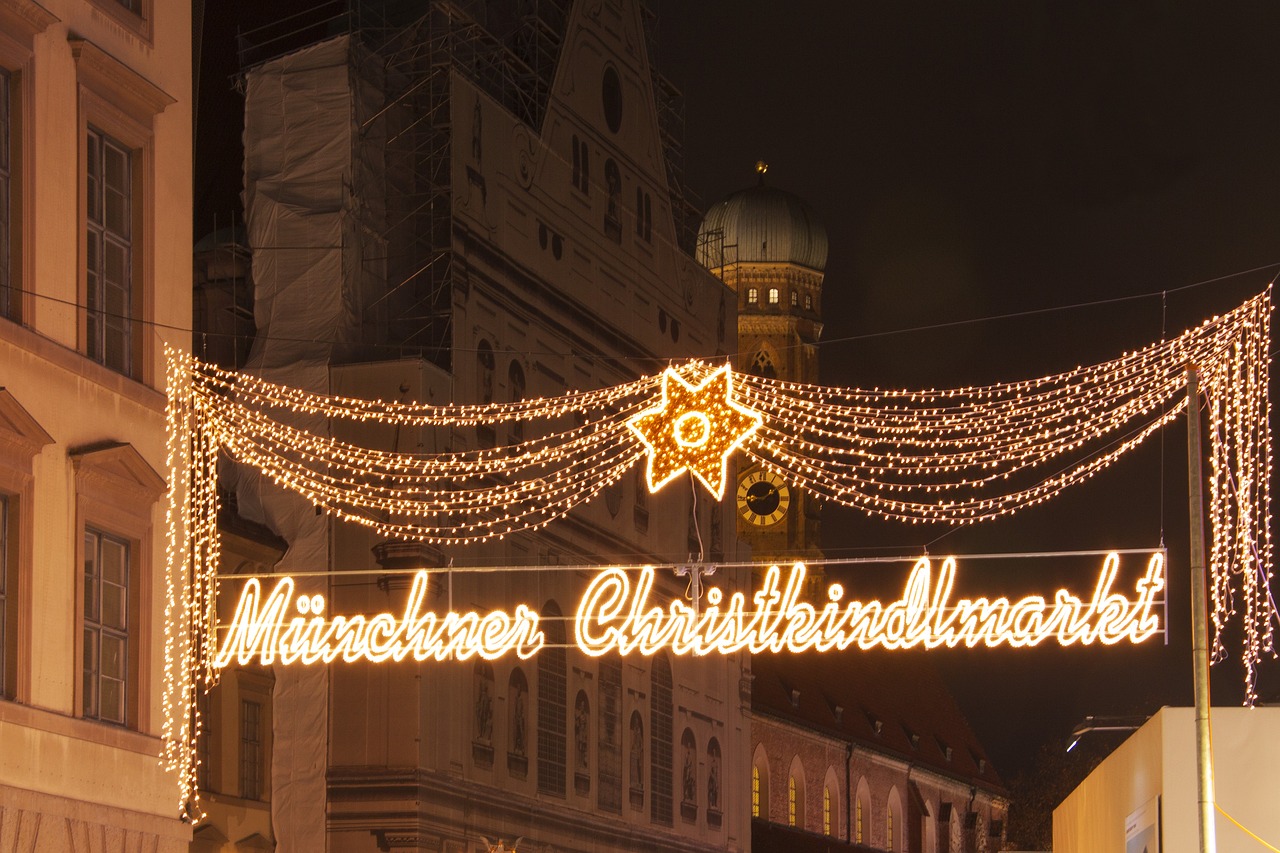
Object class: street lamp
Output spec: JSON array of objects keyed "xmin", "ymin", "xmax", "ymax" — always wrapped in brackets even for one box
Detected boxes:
[{"xmin": 1065, "ymin": 714, "xmax": 1148, "ymax": 753}]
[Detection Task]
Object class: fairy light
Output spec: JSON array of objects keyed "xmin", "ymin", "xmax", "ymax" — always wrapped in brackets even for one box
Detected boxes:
[
  {"xmin": 159, "ymin": 290, "xmax": 1273, "ymax": 816},
  {"xmin": 575, "ymin": 553, "xmax": 1165, "ymax": 656},
  {"xmin": 627, "ymin": 364, "xmax": 763, "ymax": 498}
]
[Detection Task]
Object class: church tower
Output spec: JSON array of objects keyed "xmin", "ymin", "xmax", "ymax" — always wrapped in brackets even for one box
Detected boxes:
[{"xmin": 696, "ymin": 163, "xmax": 828, "ymax": 579}]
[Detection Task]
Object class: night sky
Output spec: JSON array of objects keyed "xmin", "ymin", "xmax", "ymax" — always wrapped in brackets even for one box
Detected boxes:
[
  {"xmin": 660, "ymin": 1, "xmax": 1280, "ymax": 778},
  {"xmin": 198, "ymin": 1, "xmax": 1280, "ymax": 782}
]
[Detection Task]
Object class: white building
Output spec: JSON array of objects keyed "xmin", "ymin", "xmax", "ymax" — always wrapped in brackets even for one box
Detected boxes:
[
  {"xmin": 0, "ymin": 0, "xmax": 192, "ymax": 847},
  {"xmin": 1054, "ymin": 706, "xmax": 1280, "ymax": 852}
]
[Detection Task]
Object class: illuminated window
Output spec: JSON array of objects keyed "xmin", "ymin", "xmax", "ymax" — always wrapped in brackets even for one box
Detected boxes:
[
  {"xmin": 650, "ymin": 654, "xmax": 673, "ymax": 825},
  {"xmin": 823, "ymin": 785, "xmax": 831, "ymax": 835},
  {"xmin": 746, "ymin": 287, "xmax": 758, "ymax": 304},
  {"xmin": 790, "ymin": 290, "xmax": 798, "ymax": 307},
  {"xmin": 887, "ymin": 805, "xmax": 894, "ymax": 849},
  {"xmin": 239, "ymin": 698, "xmax": 264, "ymax": 799},
  {"xmin": 788, "ymin": 776, "xmax": 797, "ymax": 825},
  {"xmin": 537, "ymin": 601, "xmax": 567, "ymax": 796},
  {"xmin": 750, "ymin": 765, "xmax": 760, "ymax": 816},
  {"xmin": 85, "ymin": 127, "xmax": 133, "ymax": 376},
  {"xmin": 82, "ymin": 527, "xmax": 129, "ymax": 724},
  {"xmin": 805, "ymin": 293, "xmax": 813, "ymax": 311},
  {"xmin": 768, "ymin": 288, "xmax": 779, "ymax": 305},
  {"xmin": 856, "ymin": 796, "xmax": 863, "ymax": 842}
]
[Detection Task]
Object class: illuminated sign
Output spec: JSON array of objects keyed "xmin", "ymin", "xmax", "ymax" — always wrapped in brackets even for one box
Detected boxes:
[
  {"xmin": 214, "ymin": 552, "xmax": 1163, "ymax": 666},
  {"xmin": 215, "ymin": 571, "xmax": 544, "ymax": 667}
]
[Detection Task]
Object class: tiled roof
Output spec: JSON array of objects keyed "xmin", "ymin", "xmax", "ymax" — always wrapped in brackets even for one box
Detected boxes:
[{"xmin": 751, "ymin": 650, "xmax": 1005, "ymax": 791}]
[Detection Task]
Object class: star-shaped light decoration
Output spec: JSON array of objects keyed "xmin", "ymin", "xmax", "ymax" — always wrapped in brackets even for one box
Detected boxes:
[{"xmin": 628, "ymin": 364, "xmax": 764, "ymax": 499}]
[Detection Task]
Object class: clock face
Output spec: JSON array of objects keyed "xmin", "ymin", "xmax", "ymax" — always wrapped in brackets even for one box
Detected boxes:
[{"xmin": 737, "ymin": 470, "xmax": 790, "ymax": 526}]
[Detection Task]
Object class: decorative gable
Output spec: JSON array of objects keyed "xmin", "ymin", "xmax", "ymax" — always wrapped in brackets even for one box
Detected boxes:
[{"xmin": 70, "ymin": 441, "xmax": 166, "ymax": 510}]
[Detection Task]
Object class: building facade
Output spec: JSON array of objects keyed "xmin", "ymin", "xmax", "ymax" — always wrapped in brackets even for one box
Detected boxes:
[
  {"xmin": 225, "ymin": 1, "xmax": 748, "ymax": 852},
  {"xmin": 696, "ymin": 174, "xmax": 1009, "ymax": 852},
  {"xmin": 0, "ymin": 0, "xmax": 192, "ymax": 848}
]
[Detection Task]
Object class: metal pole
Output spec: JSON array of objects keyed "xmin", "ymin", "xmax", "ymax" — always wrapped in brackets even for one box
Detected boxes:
[{"xmin": 1186, "ymin": 367, "xmax": 1217, "ymax": 853}]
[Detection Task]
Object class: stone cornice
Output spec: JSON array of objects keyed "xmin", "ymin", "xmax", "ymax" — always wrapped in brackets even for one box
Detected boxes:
[{"xmin": 69, "ymin": 36, "xmax": 174, "ymax": 121}]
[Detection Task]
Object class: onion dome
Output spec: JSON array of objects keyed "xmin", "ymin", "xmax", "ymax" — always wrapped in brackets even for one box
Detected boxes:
[{"xmin": 697, "ymin": 162, "xmax": 828, "ymax": 272}]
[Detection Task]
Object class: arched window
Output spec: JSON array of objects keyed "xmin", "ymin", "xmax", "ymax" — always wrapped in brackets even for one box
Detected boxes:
[
  {"xmin": 805, "ymin": 292, "xmax": 813, "ymax": 311},
  {"xmin": 887, "ymin": 785, "xmax": 903, "ymax": 852},
  {"xmin": 752, "ymin": 743, "xmax": 770, "ymax": 820},
  {"xmin": 790, "ymin": 289, "xmax": 798, "ymax": 307},
  {"xmin": 767, "ymin": 287, "xmax": 780, "ymax": 305},
  {"xmin": 650, "ymin": 654, "xmax": 673, "ymax": 825},
  {"xmin": 537, "ymin": 601, "xmax": 567, "ymax": 796},
  {"xmin": 508, "ymin": 360, "xmax": 526, "ymax": 445},
  {"xmin": 855, "ymin": 776, "xmax": 870, "ymax": 843},
  {"xmin": 508, "ymin": 668, "xmax": 529, "ymax": 777},
  {"xmin": 787, "ymin": 755, "xmax": 805, "ymax": 830},
  {"xmin": 822, "ymin": 767, "xmax": 840, "ymax": 837},
  {"xmin": 752, "ymin": 765, "xmax": 761, "ymax": 817},
  {"xmin": 598, "ymin": 658, "xmax": 622, "ymax": 812},
  {"xmin": 750, "ymin": 348, "xmax": 777, "ymax": 379},
  {"xmin": 746, "ymin": 287, "xmax": 758, "ymax": 304}
]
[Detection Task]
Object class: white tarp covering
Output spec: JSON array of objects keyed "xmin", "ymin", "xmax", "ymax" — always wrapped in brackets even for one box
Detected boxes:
[{"xmin": 235, "ymin": 35, "xmax": 360, "ymax": 853}]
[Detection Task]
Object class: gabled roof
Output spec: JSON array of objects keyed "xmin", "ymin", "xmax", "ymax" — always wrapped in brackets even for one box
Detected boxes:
[{"xmin": 752, "ymin": 650, "xmax": 1004, "ymax": 791}]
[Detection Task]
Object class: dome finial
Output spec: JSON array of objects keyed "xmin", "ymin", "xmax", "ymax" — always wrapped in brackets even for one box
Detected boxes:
[{"xmin": 755, "ymin": 160, "xmax": 769, "ymax": 185}]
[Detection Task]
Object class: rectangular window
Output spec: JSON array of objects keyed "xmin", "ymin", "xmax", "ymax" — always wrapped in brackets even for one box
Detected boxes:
[
  {"xmin": 82, "ymin": 527, "xmax": 129, "ymax": 724},
  {"xmin": 0, "ymin": 494, "xmax": 8, "ymax": 696},
  {"xmin": 115, "ymin": 0, "xmax": 142, "ymax": 13},
  {"xmin": 0, "ymin": 69, "xmax": 11, "ymax": 322},
  {"xmin": 240, "ymin": 698, "xmax": 264, "ymax": 799},
  {"xmin": 85, "ymin": 127, "xmax": 132, "ymax": 375},
  {"xmin": 597, "ymin": 659, "xmax": 622, "ymax": 813}
]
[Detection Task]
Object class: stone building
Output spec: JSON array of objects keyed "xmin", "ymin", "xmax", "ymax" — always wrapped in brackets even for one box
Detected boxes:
[
  {"xmin": 697, "ymin": 174, "xmax": 1010, "ymax": 852},
  {"xmin": 0, "ymin": 0, "xmax": 192, "ymax": 848},
  {"xmin": 223, "ymin": 1, "xmax": 748, "ymax": 851}
]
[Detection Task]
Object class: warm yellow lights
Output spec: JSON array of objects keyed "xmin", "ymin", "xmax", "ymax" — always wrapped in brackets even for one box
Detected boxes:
[
  {"xmin": 158, "ymin": 290, "xmax": 1273, "ymax": 818},
  {"xmin": 575, "ymin": 553, "xmax": 1164, "ymax": 656},
  {"xmin": 627, "ymin": 364, "xmax": 763, "ymax": 498},
  {"xmin": 215, "ymin": 572, "xmax": 544, "ymax": 666}
]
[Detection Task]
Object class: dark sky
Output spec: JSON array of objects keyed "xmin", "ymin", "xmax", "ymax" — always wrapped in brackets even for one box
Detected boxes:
[
  {"xmin": 198, "ymin": 1, "xmax": 1280, "ymax": 781},
  {"xmin": 660, "ymin": 1, "xmax": 1280, "ymax": 778}
]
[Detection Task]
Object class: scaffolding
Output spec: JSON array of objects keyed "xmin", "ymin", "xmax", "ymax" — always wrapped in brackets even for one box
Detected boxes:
[{"xmin": 238, "ymin": 0, "xmax": 698, "ymax": 369}]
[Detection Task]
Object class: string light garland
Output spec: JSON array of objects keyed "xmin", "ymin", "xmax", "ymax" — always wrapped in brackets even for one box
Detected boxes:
[{"xmin": 159, "ymin": 289, "xmax": 1273, "ymax": 817}]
